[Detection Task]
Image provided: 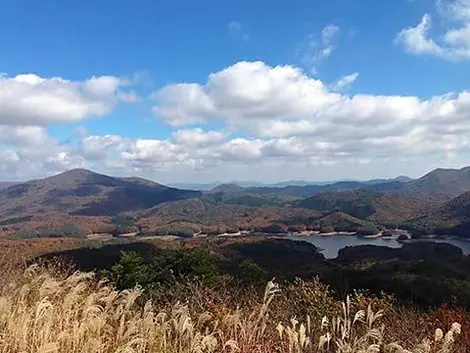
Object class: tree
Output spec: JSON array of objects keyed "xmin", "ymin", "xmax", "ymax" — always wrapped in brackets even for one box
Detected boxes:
[{"xmin": 238, "ymin": 259, "xmax": 268, "ymax": 284}]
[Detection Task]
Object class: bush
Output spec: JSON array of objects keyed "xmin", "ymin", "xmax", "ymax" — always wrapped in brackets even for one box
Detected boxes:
[
  {"xmin": 257, "ymin": 223, "xmax": 288, "ymax": 234},
  {"xmin": 111, "ymin": 215, "xmax": 136, "ymax": 235},
  {"xmin": 102, "ymin": 248, "xmax": 221, "ymax": 292},
  {"xmin": 168, "ymin": 228, "xmax": 194, "ymax": 238},
  {"xmin": 238, "ymin": 259, "xmax": 268, "ymax": 284},
  {"xmin": 356, "ymin": 224, "xmax": 380, "ymax": 236}
]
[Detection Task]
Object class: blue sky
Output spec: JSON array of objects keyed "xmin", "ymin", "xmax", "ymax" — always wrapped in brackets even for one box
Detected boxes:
[{"xmin": 1, "ymin": 0, "xmax": 470, "ymax": 183}]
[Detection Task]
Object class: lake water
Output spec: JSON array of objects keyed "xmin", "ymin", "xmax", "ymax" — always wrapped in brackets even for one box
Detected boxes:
[{"xmin": 287, "ymin": 235, "xmax": 470, "ymax": 259}]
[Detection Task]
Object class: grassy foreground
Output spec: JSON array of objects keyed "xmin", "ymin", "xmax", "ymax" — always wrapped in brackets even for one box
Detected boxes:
[{"xmin": 0, "ymin": 263, "xmax": 463, "ymax": 353}]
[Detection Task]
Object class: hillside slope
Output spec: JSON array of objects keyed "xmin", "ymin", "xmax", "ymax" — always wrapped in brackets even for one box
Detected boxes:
[
  {"xmin": 0, "ymin": 169, "xmax": 200, "ymax": 217},
  {"xmin": 295, "ymin": 190, "xmax": 433, "ymax": 224},
  {"xmin": 400, "ymin": 167, "xmax": 470, "ymax": 201},
  {"xmin": 409, "ymin": 191, "xmax": 470, "ymax": 236},
  {"xmin": 234, "ymin": 167, "xmax": 470, "ymax": 202}
]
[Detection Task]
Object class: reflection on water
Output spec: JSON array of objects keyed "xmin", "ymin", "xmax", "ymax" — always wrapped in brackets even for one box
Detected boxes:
[{"xmin": 287, "ymin": 235, "xmax": 470, "ymax": 259}]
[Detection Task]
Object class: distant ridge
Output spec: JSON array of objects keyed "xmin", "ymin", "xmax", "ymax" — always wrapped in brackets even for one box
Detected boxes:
[
  {"xmin": 170, "ymin": 176, "xmax": 414, "ymax": 191},
  {"xmin": 198, "ymin": 167, "xmax": 470, "ymax": 201}
]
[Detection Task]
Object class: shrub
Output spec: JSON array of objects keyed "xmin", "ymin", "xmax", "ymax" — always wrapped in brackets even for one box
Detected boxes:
[
  {"xmin": 111, "ymin": 215, "xmax": 136, "ymax": 235},
  {"xmin": 238, "ymin": 259, "xmax": 268, "ymax": 284},
  {"xmin": 168, "ymin": 228, "xmax": 194, "ymax": 238},
  {"xmin": 257, "ymin": 223, "xmax": 288, "ymax": 234},
  {"xmin": 356, "ymin": 224, "xmax": 380, "ymax": 236},
  {"xmin": 102, "ymin": 248, "xmax": 221, "ymax": 293}
]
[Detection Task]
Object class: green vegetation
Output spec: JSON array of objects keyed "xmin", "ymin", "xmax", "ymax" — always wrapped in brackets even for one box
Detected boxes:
[
  {"xmin": 167, "ymin": 227, "xmax": 194, "ymax": 237},
  {"xmin": 255, "ymin": 223, "xmax": 288, "ymax": 234},
  {"xmin": 14, "ymin": 222, "xmax": 84, "ymax": 239},
  {"xmin": 111, "ymin": 215, "xmax": 136, "ymax": 235},
  {"xmin": 0, "ymin": 216, "xmax": 33, "ymax": 226},
  {"xmin": 238, "ymin": 259, "xmax": 268, "ymax": 284},
  {"xmin": 309, "ymin": 212, "xmax": 381, "ymax": 234},
  {"xmin": 101, "ymin": 248, "xmax": 220, "ymax": 296},
  {"xmin": 41, "ymin": 237, "xmax": 470, "ymax": 311}
]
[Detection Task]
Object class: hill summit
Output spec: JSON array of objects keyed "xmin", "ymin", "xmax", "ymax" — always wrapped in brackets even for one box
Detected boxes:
[{"xmin": 0, "ymin": 169, "xmax": 200, "ymax": 217}]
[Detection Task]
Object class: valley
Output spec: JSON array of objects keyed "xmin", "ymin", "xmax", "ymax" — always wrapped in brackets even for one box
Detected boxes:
[{"xmin": 1, "ymin": 166, "xmax": 470, "ymax": 241}]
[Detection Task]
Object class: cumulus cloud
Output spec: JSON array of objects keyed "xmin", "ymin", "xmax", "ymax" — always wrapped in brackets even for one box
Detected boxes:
[
  {"xmin": 2, "ymin": 60, "xmax": 470, "ymax": 182},
  {"xmin": 0, "ymin": 139, "xmax": 84, "ymax": 180},
  {"xmin": 396, "ymin": 0, "xmax": 470, "ymax": 60},
  {"xmin": 172, "ymin": 128, "xmax": 227, "ymax": 147},
  {"xmin": 0, "ymin": 73, "xmax": 127, "ymax": 126},
  {"xmin": 153, "ymin": 61, "xmax": 340, "ymax": 126},
  {"xmin": 332, "ymin": 72, "xmax": 359, "ymax": 91},
  {"xmin": 149, "ymin": 61, "xmax": 470, "ymax": 169},
  {"xmin": 80, "ymin": 135, "xmax": 126, "ymax": 161},
  {"xmin": 298, "ymin": 24, "xmax": 340, "ymax": 74},
  {"xmin": 0, "ymin": 126, "xmax": 49, "ymax": 146}
]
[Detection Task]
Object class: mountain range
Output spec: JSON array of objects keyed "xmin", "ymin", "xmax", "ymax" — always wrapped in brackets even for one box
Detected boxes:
[
  {"xmin": 0, "ymin": 166, "xmax": 470, "ymax": 238},
  {"xmin": 170, "ymin": 176, "xmax": 414, "ymax": 191}
]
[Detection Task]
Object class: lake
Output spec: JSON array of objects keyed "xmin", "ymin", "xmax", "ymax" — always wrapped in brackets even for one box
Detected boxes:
[{"xmin": 287, "ymin": 235, "xmax": 470, "ymax": 259}]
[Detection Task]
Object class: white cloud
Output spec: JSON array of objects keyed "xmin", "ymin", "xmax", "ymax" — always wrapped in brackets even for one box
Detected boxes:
[
  {"xmin": 228, "ymin": 21, "xmax": 249, "ymax": 41},
  {"xmin": 298, "ymin": 24, "xmax": 340, "ymax": 74},
  {"xmin": 332, "ymin": 72, "xmax": 359, "ymax": 91},
  {"xmin": 396, "ymin": 1, "xmax": 470, "ymax": 60},
  {"xmin": 152, "ymin": 83, "xmax": 215, "ymax": 126},
  {"xmin": 0, "ymin": 73, "xmax": 128, "ymax": 126},
  {"xmin": 3, "ymin": 61, "xmax": 470, "ymax": 183},
  {"xmin": 117, "ymin": 90, "xmax": 142, "ymax": 103},
  {"xmin": 149, "ymin": 61, "xmax": 470, "ymax": 171},
  {"xmin": 0, "ymin": 139, "xmax": 84, "ymax": 179},
  {"xmin": 153, "ymin": 61, "xmax": 340, "ymax": 126},
  {"xmin": 121, "ymin": 139, "xmax": 191, "ymax": 167},
  {"xmin": 172, "ymin": 128, "xmax": 226, "ymax": 147},
  {"xmin": 395, "ymin": 15, "xmax": 444, "ymax": 56},
  {"xmin": 80, "ymin": 135, "xmax": 126, "ymax": 161},
  {"xmin": 322, "ymin": 24, "xmax": 340, "ymax": 43},
  {"xmin": 437, "ymin": 0, "xmax": 470, "ymax": 21},
  {"xmin": 0, "ymin": 126, "xmax": 49, "ymax": 146}
]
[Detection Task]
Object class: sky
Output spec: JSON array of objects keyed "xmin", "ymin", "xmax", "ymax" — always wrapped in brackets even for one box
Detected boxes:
[{"xmin": 1, "ymin": 0, "xmax": 470, "ymax": 184}]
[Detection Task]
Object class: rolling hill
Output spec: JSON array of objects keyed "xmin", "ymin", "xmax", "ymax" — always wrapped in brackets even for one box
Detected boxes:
[
  {"xmin": 226, "ymin": 167, "xmax": 470, "ymax": 202},
  {"xmin": 308, "ymin": 212, "xmax": 380, "ymax": 234},
  {"xmin": 244, "ymin": 181, "xmax": 379, "ymax": 198},
  {"xmin": 0, "ymin": 166, "xmax": 470, "ymax": 238},
  {"xmin": 394, "ymin": 167, "xmax": 470, "ymax": 201},
  {"xmin": 294, "ymin": 190, "xmax": 433, "ymax": 225},
  {"xmin": 408, "ymin": 190, "xmax": 470, "ymax": 237},
  {"xmin": 0, "ymin": 169, "xmax": 200, "ymax": 218}
]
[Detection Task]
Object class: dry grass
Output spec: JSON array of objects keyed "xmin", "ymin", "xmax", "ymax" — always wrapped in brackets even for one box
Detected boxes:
[
  {"xmin": 0, "ymin": 238, "xmax": 84, "ymax": 265},
  {"xmin": 0, "ymin": 266, "xmax": 461, "ymax": 353}
]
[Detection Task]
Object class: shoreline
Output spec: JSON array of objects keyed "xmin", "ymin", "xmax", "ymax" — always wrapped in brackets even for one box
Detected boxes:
[{"xmin": 85, "ymin": 229, "xmax": 470, "ymax": 244}]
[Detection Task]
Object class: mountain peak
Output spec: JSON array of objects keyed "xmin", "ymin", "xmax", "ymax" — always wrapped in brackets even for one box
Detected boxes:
[
  {"xmin": 0, "ymin": 168, "xmax": 200, "ymax": 217},
  {"xmin": 57, "ymin": 168, "xmax": 95, "ymax": 177},
  {"xmin": 211, "ymin": 183, "xmax": 245, "ymax": 193}
]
